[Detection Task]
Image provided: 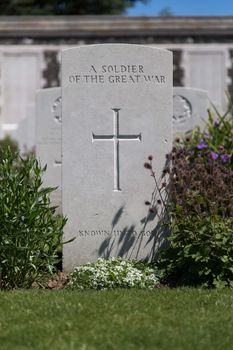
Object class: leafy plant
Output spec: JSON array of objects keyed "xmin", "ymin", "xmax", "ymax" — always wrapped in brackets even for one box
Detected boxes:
[
  {"xmin": 156, "ymin": 143, "xmax": 233, "ymax": 287},
  {"xmin": 184, "ymin": 99, "xmax": 233, "ymax": 169},
  {"xmin": 158, "ymin": 215, "xmax": 233, "ymax": 288},
  {"xmin": 68, "ymin": 258, "xmax": 159, "ymax": 290},
  {"xmin": 143, "ymin": 105, "xmax": 233, "ymax": 287},
  {"xmin": 0, "ymin": 135, "xmax": 18, "ymax": 161},
  {"xmin": 0, "ymin": 148, "xmax": 67, "ymax": 289},
  {"xmin": 171, "ymin": 146, "xmax": 233, "ymax": 218}
]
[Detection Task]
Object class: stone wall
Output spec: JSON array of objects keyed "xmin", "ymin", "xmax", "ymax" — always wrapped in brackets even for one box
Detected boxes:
[{"xmin": 0, "ymin": 16, "xmax": 233, "ymax": 127}]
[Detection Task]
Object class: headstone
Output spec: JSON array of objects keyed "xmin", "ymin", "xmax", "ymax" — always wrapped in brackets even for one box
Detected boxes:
[
  {"xmin": 26, "ymin": 105, "xmax": 36, "ymax": 152},
  {"xmin": 62, "ymin": 44, "xmax": 172, "ymax": 270},
  {"xmin": 18, "ymin": 117, "xmax": 28, "ymax": 153},
  {"xmin": 18, "ymin": 105, "xmax": 36, "ymax": 153},
  {"xmin": 2, "ymin": 53, "xmax": 39, "ymax": 125},
  {"xmin": 184, "ymin": 51, "xmax": 226, "ymax": 112},
  {"xmin": 35, "ymin": 88, "xmax": 62, "ymax": 212},
  {"xmin": 173, "ymin": 87, "xmax": 209, "ymax": 134}
]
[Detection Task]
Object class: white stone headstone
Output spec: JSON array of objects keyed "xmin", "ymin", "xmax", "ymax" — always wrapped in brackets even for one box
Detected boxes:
[
  {"xmin": 17, "ymin": 105, "xmax": 36, "ymax": 153},
  {"xmin": 184, "ymin": 50, "xmax": 227, "ymax": 113},
  {"xmin": 62, "ymin": 44, "xmax": 172, "ymax": 270},
  {"xmin": 35, "ymin": 88, "xmax": 61, "ymax": 212},
  {"xmin": 26, "ymin": 105, "xmax": 36, "ymax": 152},
  {"xmin": 18, "ymin": 118, "xmax": 27, "ymax": 153},
  {"xmin": 2, "ymin": 52, "xmax": 40, "ymax": 125},
  {"xmin": 173, "ymin": 87, "xmax": 209, "ymax": 134}
]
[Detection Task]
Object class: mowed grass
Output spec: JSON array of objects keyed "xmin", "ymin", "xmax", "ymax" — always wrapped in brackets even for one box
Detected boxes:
[{"xmin": 0, "ymin": 289, "xmax": 233, "ymax": 350}]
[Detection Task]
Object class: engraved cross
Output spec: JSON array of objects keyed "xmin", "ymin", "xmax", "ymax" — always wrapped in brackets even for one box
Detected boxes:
[{"xmin": 92, "ymin": 108, "xmax": 141, "ymax": 192}]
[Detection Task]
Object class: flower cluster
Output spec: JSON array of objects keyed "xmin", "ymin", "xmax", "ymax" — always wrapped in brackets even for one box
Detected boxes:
[
  {"xmin": 196, "ymin": 138, "xmax": 230, "ymax": 163},
  {"xmin": 171, "ymin": 146, "xmax": 233, "ymax": 218},
  {"xmin": 68, "ymin": 258, "xmax": 159, "ymax": 290},
  {"xmin": 188, "ymin": 106, "xmax": 233, "ymax": 169},
  {"xmin": 197, "ymin": 139, "xmax": 208, "ymax": 150},
  {"xmin": 154, "ymin": 101, "xmax": 233, "ymax": 288}
]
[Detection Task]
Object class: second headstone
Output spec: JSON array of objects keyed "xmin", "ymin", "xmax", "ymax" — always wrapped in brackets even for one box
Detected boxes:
[
  {"xmin": 173, "ymin": 87, "xmax": 209, "ymax": 134},
  {"xmin": 35, "ymin": 87, "xmax": 62, "ymax": 212}
]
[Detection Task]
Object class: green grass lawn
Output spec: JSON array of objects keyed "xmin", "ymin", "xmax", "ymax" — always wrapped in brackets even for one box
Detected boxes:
[{"xmin": 0, "ymin": 288, "xmax": 233, "ymax": 350}]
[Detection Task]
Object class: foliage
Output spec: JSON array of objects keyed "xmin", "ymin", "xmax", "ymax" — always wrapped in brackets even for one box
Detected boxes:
[
  {"xmin": 68, "ymin": 257, "xmax": 159, "ymax": 290},
  {"xmin": 0, "ymin": 0, "xmax": 147, "ymax": 15},
  {"xmin": 156, "ymin": 142, "xmax": 233, "ymax": 287},
  {"xmin": 184, "ymin": 101, "xmax": 233, "ymax": 169},
  {"xmin": 0, "ymin": 148, "xmax": 67, "ymax": 289},
  {"xmin": 158, "ymin": 215, "xmax": 233, "ymax": 288},
  {"xmin": 171, "ymin": 146, "xmax": 233, "ymax": 218},
  {"xmin": 0, "ymin": 135, "xmax": 18, "ymax": 161},
  {"xmin": 144, "ymin": 102, "xmax": 233, "ymax": 287},
  {"xmin": 159, "ymin": 133, "xmax": 233, "ymax": 286}
]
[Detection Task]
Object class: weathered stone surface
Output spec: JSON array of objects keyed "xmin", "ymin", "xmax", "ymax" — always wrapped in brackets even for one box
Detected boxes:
[
  {"xmin": 0, "ymin": 16, "xmax": 231, "ymax": 132},
  {"xmin": 183, "ymin": 51, "xmax": 226, "ymax": 112},
  {"xmin": 18, "ymin": 105, "xmax": 36, "ymax": 153},
  {"xmin": 62, "ymin": 44, "xmax": 172, "ymax": 270},
  {"xmin": 173, "ymin": 87, "xmax": 209, "ymax": 134},
  {"xmin": 1, "ymin": 52, "xmax": 40, "ymax": 125},
  {"xmin": 35, "ymin": 88, "xmax": 61, "ymax": 211},
  {"xmin": 18, "ymin": 118, "xmax": 28, "ymax": 152}
]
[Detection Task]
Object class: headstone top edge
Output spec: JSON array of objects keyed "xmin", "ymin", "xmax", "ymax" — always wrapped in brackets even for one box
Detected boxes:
[
  {"xmin": 62, "ymin": 44, "xmax": 173, "ymax": 56},
  {"xmin": 173, "ymin": 86, "xmax": 209, "ymax": 95}
]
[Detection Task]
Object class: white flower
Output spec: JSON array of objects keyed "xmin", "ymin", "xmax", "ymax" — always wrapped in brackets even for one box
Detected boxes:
[{"xmin": 68, "ymin": 258, "xmax": 158, "ymax": 290}]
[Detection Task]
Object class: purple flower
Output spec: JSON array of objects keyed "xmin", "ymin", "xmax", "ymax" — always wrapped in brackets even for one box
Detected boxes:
[
  {"xmin": 197, "ymin": 139, "xmax": 208, "ymax": 150},
  {"xmin": 220, "ymin": 154, "xmax": 230, "ymax": 163},
  {"xmin": 214, "ymin": 118, "xmax": 220, "ymax": 127},
  {"xmin": 209, "ymin": 151, "xmax": 219, "ymax": 160}
]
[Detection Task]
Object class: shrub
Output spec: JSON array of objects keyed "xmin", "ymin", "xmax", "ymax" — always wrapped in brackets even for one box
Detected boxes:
[
  {"xmin": 171, "ymin": 146, "xmax": 233, "ymax": 218},
  {"xmin": 156, "ymin": 143, "xmax": 233, "ymax": 287},
  {"xmin": 184, "ymin": 101, "xmax": 233, "ymax": 169},
  {"xmin": 143, "ymin": 102, "xmax": 233, "ymax": 287},
  {"xmin": 158, "ymin": 215, "xmax": 233, "ymax": 288},
  {"xmin": 0, "ymin": 135, "xmax": 18, "ymax": 161},
  {"xmin": 0, "ymin": 148, "xmax": 66, "ymax": 289},
  {"xmin": 68, "ymin": 258, "xmax": 159, "ymax": 290}
]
